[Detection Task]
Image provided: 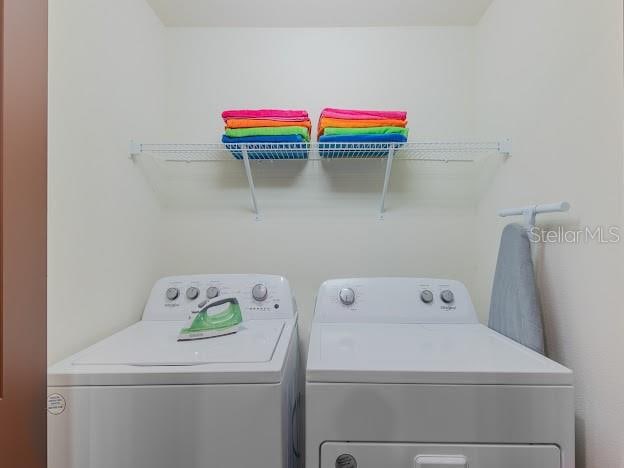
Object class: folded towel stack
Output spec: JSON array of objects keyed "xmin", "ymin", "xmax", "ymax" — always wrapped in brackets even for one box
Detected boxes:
[
  {"xmin": 221, "ymin": 109, "xmax": 311, "ymax": 159},
  {"xmin": 317, "ymin": 108, "xmax": 408, "ymax": 157},
  {"xmin": 317, "ymin": 108, "xmax": 409, "ymax": 144}
]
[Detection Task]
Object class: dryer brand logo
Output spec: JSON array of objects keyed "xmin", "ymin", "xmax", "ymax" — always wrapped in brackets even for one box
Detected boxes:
[{"xmin": 47, "ymin": 393, "xmax": 66, "ymax": 415}]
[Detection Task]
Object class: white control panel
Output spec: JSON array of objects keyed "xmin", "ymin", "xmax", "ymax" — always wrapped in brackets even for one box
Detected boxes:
[
  {"xmin": 314, "ymin": 278, "xmax": 478, "ymax": 324},
  {"xmin": 142, "ymin": 274, "xmax": 296, "ymax": 321}
]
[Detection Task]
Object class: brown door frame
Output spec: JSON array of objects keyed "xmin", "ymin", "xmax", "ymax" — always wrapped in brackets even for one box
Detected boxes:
[{"xmin": 0, "ymin": 0, "xmax": 47, "ymax": 467}]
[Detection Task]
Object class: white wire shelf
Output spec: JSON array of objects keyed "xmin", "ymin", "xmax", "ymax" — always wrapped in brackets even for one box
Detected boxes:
[
  {"xmin": 130, "ymin": 140, "xmax": 511, "ymax": 162},
  {"xmin": 130, "ymin": 139, "xmax": 511, "ymax": 220}
]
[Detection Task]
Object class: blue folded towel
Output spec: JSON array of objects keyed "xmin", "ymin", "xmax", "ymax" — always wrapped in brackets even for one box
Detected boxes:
[
  {"xmin": 221, "ymin": 134, "xmax": 308, "ymax": 159},
  {"xmin": 318, "ymin": 134, "xmax": 407, "ymax": 143}
]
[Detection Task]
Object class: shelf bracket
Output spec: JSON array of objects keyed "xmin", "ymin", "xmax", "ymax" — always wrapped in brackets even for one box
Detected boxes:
[
  {"xmin": 129, "ymin": 140, "xmax": 141, "ymax": 159},
  {"xmin": 498, "ymin": 138, "xmax": 512, "ymax": 156},
  {"xmin": 241, "ymin": 146, "xmax": 261, "ymax": 221},
  {"xmin": 378, "ymin": 145, "xmax": 396, "ymax": 220}
]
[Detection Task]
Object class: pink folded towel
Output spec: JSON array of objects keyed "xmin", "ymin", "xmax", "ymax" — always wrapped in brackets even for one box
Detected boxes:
[
  {"xmin": 321, "ymin": 107, "xmax": 407, "ymax": 121},
  {"xmin": 222, "ymin": 109, "xmax": 309, "ymax": 122}
]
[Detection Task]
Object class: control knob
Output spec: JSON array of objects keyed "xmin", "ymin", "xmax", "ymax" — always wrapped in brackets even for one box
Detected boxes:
[
  {"xmin": 186, "ymin": 286, "xmax": 200, "ymax": 300},
  {"xmin": 440, "ymin": 289, "xmax": 455, "ymax": 304},
  {"xmin": 339, "ymin": 288, "xmax": 355, "ymax": 306},
  {"xmin": 420, "ymin": 290, "xmax": 434, "ymax": 303},
  {"xmin": 252, "ymin": 283, "xmax": 268, "ymax": 301},
  {"xmin": 206, "ymin": 286, "xmax": 220, "ymax": 299},
  {"xmin": 165, "ymin": 287, "xmax": 179, "ymax": 301}
]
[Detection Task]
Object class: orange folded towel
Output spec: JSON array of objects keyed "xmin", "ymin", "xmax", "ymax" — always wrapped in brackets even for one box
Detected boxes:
[
  {"xmin": 318, "ymin": 117, "xmax": 407, "ymax": 136},
  {"xmin": 227, "ymin": 118, "xmax": 312, "ymax": 130}
]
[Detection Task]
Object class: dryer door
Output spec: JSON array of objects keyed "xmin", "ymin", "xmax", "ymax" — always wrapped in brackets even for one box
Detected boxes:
[{"xmin": 321, "ymin": 442, "xmax": 561, "ymax": 468}]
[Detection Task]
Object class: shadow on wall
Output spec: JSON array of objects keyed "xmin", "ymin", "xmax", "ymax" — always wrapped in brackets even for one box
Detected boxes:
[
  {"xmin": 575, "ymin": 414, "xmax": 586, "ymax": 468},
  {"xmin": 135, "ymin": 155, "xmax": 496, "ymax": 213},
  {"xmin": 530, "ymin": 216, "xmax": 584, "ymax": 359}
]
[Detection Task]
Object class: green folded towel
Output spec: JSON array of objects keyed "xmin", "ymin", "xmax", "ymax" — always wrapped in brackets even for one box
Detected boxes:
[
  {"xmin": 323, "ymin": 126, "xmax": 409, "ymax": 137},
  {"xmin": 225, "ymin": 126, "xmax": 310, "ymax": 141}
]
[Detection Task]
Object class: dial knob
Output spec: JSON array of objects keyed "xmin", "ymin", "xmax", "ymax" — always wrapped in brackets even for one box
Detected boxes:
[
  {"xmin": 339, "ymin": 288, "xmax": 355, "ymax": 306},
  {"xmin": 166, "ymin": 287, "xmax": 179, "ymax": 301},
  {"xmin": 252, "ymin": 284, "xmax": 268, "ymax": 301},
  {"xmin": 186, "ymin": 286, "xmax": 200, "ymax": 300},
  {"xmin": 440, "ymin": 289, "xmax": 455, "ymax": 304},
  {"xmin": 206, "ymin": 286, "xmax": 220, "ymax": 299},
  {"xmin": 420, "ymin": 290, "xmax": 434, "ymax": 304}
]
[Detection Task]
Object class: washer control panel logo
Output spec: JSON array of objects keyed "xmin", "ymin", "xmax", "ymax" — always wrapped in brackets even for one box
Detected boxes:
[
  {"xmin": 47, "ymin": 393, "xmax": 66, "ymax": 415},
  {"xmin": 336, "ymin": 454, "xmax": 357, "ymax": 468}
]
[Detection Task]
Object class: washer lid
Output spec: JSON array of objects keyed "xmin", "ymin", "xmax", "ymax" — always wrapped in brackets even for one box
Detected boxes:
[
  {"xmin": 48, "ymin": 319, "xmax": 295, "ymax": 386},
  {"xmin": 73, "ymin": 320, "xmax": 284, "ymax": 366},
  {"xmin": 306, "ymin": 323, "xmax": 573, "ymax": 385}
]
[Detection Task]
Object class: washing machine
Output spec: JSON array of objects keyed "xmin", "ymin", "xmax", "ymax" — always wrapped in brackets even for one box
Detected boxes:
[
  {"xmin": 48, "ymin": 274, "xmax": 301, "ymax": 468},
  {"xmin": 306, "ymin": 278, "xmax": 574, "ymax": 468}
]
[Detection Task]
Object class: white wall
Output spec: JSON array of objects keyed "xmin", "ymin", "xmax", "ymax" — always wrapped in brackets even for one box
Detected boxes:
[
  {"xmin": 164, "ymin": 27, "xmax": 476, "ymax": 141},
  {"xmin": 474, "ymin": 1, "xmax": 624, "ymax": 466},
  {"xmin": 159, "ymin": 27, "xmax": 480, "ymax": 352},
  {"xmin": 48, "ymin": 0, "xmax": 166, "ymax": 363}
]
